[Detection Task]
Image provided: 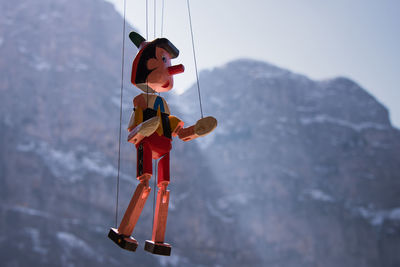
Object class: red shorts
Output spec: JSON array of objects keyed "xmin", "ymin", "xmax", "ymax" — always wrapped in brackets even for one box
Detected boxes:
[{"xmin": 136, "ymin": 133, "xmax": 172, "ymax": 184}]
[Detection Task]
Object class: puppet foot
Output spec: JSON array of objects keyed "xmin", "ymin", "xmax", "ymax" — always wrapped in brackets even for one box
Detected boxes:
[
  {"xmin": 144, "ymin": 240, "xmax": 171, "ymax": 256},
  {"xmin": 108, "ymin": 228, "xmax": 138, "ymax": 252}
]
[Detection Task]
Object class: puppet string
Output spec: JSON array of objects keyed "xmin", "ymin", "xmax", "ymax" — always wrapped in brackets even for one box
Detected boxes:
[
  {"xmin": 187, "ymin": 0, "xmax": 204, "ymax": 118},
  {"xmin": 115, "ymin": 0, "xmax": 127, "ymax": 228}
]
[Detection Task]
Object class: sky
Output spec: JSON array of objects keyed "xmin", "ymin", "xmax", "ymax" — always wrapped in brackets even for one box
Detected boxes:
[{"xmin": 106, "ymin": 0, "xmax": 400, "ymax": 128}]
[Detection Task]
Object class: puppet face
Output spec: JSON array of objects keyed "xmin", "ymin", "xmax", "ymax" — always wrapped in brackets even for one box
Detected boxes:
[{"xmin": 146, "ymin": 47, "xmax": 174, "ymax": 92}]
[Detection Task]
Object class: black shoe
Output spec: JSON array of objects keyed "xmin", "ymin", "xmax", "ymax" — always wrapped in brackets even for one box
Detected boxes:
[
  {"xmin": 108, "ymin": 228, "xmax": 138, "ymax": 252},
  {"xmin": 144, "ymin": 240, "xmax": 171, "ymax": 256}
]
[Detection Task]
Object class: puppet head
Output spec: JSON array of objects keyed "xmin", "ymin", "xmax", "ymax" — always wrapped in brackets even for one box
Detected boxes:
[{"xmin": 129, "ymin": 31, "xmax": 184, "ymax": 93}]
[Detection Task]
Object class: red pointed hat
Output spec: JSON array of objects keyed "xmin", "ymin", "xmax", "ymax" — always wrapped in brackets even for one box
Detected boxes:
[{"xmin": 129, "ymin": 31, "xmax": 179, "ymax": 58}]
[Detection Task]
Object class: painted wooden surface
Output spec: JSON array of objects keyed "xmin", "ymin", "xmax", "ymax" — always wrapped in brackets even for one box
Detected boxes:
[{"xmin": 111, "ymin": 31, "xmax": 217, "ymax": 256}]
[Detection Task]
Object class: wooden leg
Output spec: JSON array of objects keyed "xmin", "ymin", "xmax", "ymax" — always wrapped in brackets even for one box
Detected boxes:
[
  {"xmin": 118, "ymin": 175, "xmax": 151, "ymax": 236},
  {"xmin": 152, "ymin": 183, "xmax": 170, "ymax": 243},
  {"xmin": 144, "ymin": 182, "xmax": 171, "ymax": 256}
]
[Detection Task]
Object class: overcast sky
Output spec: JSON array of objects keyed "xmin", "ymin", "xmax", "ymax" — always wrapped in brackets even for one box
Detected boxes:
[{"xmin": 106, "ymin": 0, "xmax": 400, "ymax": 128}]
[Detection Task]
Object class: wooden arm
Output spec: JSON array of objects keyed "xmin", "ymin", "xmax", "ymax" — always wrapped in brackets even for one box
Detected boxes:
[
  {"xmin": 178, "ymin": 116, "xmax": 217, "ymax": 142},
  {"xmin": 177, "ymin": 125, "xmax": 196, "ymax": 141},
  {"xmin": 169, "ymin": 115, "xmax": 184, "ymax": 137},
  {"xmin": 127, "ymin": 116, "xmax": 160, "ymax": 144}
]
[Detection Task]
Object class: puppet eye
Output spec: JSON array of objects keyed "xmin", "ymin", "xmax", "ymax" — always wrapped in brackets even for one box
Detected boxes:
[{"xmin": 162, "ymin": 56, "xmax": 167, "ymax": 63}]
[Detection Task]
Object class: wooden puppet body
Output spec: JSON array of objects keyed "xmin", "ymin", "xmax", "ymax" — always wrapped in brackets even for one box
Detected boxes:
[
  {"xmin": 108, "ymin": 31, "xmax": 216, "ymax": 256},
  {"xmin": 114, "ymin": 93, "xmax": 185, "ymax": 255}
]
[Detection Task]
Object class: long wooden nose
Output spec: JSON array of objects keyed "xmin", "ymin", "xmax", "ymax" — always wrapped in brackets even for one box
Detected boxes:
[{"xmin": 167, "ymin": 64, "xmax": 185, "ymax": 76}]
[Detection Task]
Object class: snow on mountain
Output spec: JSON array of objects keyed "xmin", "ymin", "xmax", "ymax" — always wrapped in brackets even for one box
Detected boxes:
[
  {"xmin": 16, "ymin": 140, "xmax": 130, "ymax": 182},
  {"xmin": 300, "ymin": 114, "xmax": 389, "ymax": 132},
  {"xmin": 56, "ymin": 232, "xmax": 97, "ymax": 260},
  {"xmin": 306, "ymin": 189, "xmax": 335, "ymax": 202},
  {"xmin": 356, "ymin": 206, "xmax": 400, "ymax": 227}
]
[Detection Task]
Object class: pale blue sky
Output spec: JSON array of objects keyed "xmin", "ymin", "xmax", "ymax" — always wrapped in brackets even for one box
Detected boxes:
[{"xmin": 107, "ymin": 0, "xmax": 400, "ymax": 127}]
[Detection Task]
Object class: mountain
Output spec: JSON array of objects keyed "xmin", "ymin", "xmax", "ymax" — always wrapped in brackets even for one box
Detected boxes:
[
  {"xmin": 1, "ymin": 0, "xmax": 400, "ymax": 266},
  {"xmin": 175, "ymin": 59, "xmax": 400, "ymax": 266}
]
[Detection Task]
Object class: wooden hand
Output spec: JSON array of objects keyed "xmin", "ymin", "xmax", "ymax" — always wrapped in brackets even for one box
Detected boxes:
[
  {"xmin": 178, "ymin": 116, "xmax": 217, "ymax": 142},
  {"xmin": 127, "ymin": 116, "xmax": 160, "ymax": 145}
]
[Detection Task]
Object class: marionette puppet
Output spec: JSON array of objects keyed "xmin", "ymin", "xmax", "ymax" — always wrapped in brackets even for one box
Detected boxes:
[{"xmin": 108, "ymin": 31, "xmax": 217, "ymax": 256}]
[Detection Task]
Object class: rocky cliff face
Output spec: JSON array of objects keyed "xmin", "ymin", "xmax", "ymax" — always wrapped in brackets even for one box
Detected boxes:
[
  {"xmin": 175, "ymin": 59, "xmax": 400, "ymax": 267},
  {"xmin": 1, "ymin": 0, "xmax": 400, "ymax": 266}
]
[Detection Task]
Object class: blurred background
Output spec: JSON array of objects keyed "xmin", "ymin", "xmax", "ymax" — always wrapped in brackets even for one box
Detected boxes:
[{"xmin": 0, "ymin": 0, "xmax": 399, "ymax": 266}]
